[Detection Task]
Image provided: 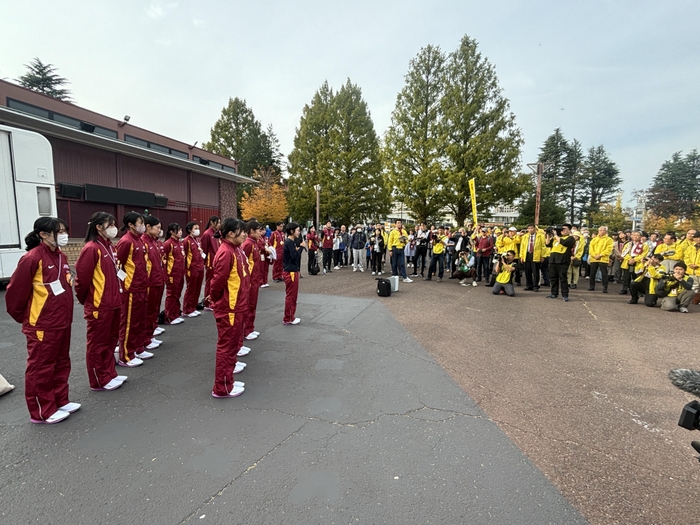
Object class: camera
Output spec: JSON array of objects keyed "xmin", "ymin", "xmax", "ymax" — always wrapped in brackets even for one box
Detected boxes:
[
  {"xmin": 669, "ymin": 369, "xmax": 700, "ymax": 458},
  {"xmin": 545, "ymin": 226, "xmax": 563, "ymax": 236},
  {"xmin": 679, "ymin": 400, "xmax": 700, "ymax": 431}
]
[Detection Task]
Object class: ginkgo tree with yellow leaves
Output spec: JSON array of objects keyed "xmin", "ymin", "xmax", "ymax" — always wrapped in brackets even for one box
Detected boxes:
[{"xmin": 240, "ymin": 181, "xmax": 288, "ymax": 224}]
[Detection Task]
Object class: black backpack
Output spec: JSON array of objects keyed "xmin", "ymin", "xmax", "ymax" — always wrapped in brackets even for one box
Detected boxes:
[
  {"xmin": 376, "ymin": 278, "xmax": 391, "ymax": 297},
  {"xmin": 309, "ymin": 254, "xmax": 320, "ymax": 275}
]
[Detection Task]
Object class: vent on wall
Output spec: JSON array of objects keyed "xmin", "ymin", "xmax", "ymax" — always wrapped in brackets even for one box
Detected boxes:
[{"xmin": 59, "ymin": 183, "xmax": 84, "ymax": 199}]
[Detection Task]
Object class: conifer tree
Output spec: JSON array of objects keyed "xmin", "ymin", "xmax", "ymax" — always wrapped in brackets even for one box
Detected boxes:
[{"xmin": 18, "ymin": 58, "xmax": 72, "ymax": 102}]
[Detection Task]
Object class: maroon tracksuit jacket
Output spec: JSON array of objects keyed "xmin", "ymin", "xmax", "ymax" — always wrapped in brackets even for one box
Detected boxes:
[
  {"xmin": 201, "ymin": 227, "xmax": 221, "ymax": 303},
  {"xmin": 183, "ymin": 234, "xmax": 205, "ymax": 315},
  {"xmin": 241, "ymin": 237, "xmax": 264, "ymax": 336},
  {"xmin": 116, "ymin": 230, "xmax": 149, "ymax": 362},
  {"xmin": 270, "ymin": 230, "xmax": 285, "ymax": 280},
  {"xmin": 5, "ymin": 242, "xmax": 74, "ymax": 421},
  {"xmin": 75, "ymin": 236, "xmax": 121, "ymax": 389},
  {"xmin": 142, "ymin": 233, "xmax": 165, "ymax": 344},
  {"xmin": 163, "ymin": 237, "xmax": 186, "ymax": 322},
  {"xmin": 210, "ymin": 239, "xmax": 249, "ymax": 396}
]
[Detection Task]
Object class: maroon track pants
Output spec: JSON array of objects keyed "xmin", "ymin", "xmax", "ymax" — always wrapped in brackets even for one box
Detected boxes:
[
  {"xmin": 164, "ymin": 275, "xmax": 184, "ymax": 322},
  {"xmin": 273, "ymin": 256, "xmax": 284, "ymax": 281},
  {"xmin": 243, "ymin": 281, "xmax": 261, "ymax": 336},
  {"xmin": 283, "ymin": 271, "xmax": 299, "ymax": 323},
  {"xmin": 143, "ymin": 284, "xmax": 164, "ymax": 347},
  {"xmin": 119, "ymin": 290, "xmax": 148, "ymax": 362},
  {"xmin": 183, "ymin": 269, "xmax": 204, "ymax": 315},
  {"xmin": 85, "ymin": 308, "xmax": 119, "ymax": 389},
  {"xmin": 24, "ymin": 326, "xmax": 71, "ymax": 421},
  {"xmin": 212, "ymin": 313, "xmax": 243, "ymax": 396}
]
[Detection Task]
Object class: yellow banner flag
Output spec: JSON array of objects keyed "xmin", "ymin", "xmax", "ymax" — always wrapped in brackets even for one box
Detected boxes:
[{"xmin": 468, "ymin": 178, "xmax": 478, "ymax": 225}]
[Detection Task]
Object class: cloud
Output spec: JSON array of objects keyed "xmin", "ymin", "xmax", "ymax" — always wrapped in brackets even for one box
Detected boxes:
[
  {"xmin": 145, "ymin": 1, "xmax": 178, "ymax": 20},
  {"xmin": 192, "ymin": 19, "xmax": 205, "ymax": 28}
]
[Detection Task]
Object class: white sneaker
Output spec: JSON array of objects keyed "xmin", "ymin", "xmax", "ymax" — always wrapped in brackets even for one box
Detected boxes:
[
  {"xmin": 152, "ymin": 338, "xmax": 162, "ymax": 345},
  {"xmin": 234, "ymin": 361, "xmax": 247, "ymax": 374},
  {"xmin": 59, "ymin": 402, "xmax": 81, "ymax": 413},
  {"xmin": 237, "ymin": 346, "xmax": 251, "ymax": 357},
  {"xmin": 115, "ymin": 375, "xmax": 128, "ymax": 382},
  {"xmin": 104, "ymin": 377, "xmax": 124, "ymax": 390},
  {"xmin": 359, "ymin": 268, "xmax": 364, "ymax": 272},
  {"xmin": 212, "ymin": 384, "xmax": 245, "ymax": 398},
  {"xmin": 459, "ymin": 279, "xmax": 467, "ymax": 285},
  {"xmin": 204, "ymin": 306, "xmax": 215, "ymax": 310},
  {"xmin": 403, "ymin": 278, "xmax": 413, "ymax": 283},
  {"xmin": 371, "ymin": 271, "xmax": 376, "ymax": 276},
  {"xmin": 353, "ymin": 267, "xmax": 357, "ymax": 272},
  {"xmin": 234, "ymin": 381, "xmax": 245, "ymax": 388},
  {"xmin": 117, "ymin": 357, "xmax": 143, "ymax": 367},
  {"xmin": 472, "ymin": 281, "xmax": 478, "ymax": 286},
  {"xmin": 461, "ymin": 282, "xmax": 469, "ymax": 286},
  {"xmin": 146, "ymin": 341, "xmax": 160, "ymax": 350},
  {"xmin": 31, "ymin": 410, "xmax": 70, "ymax": 424},
  {"xmin": 251, "ymin": 331, "xmax": 260, "ymax": 337},
  {"xmin": 135, "ymin": 350, "xmax": 154, "ymax": 360},
  {"xmin": 245, "ymin": 332, "xmax": 258, "ymax": 341},
  {"xmin": 334, "ymin": 266, "xmax": 340, "ymax": 270},
  {"xmin": 378, "ymin": 271, "xmax": 383, "ymax": 276},
  {"xmin": 291, "ymin": 318, "xmax": 301, "ymax": 325},
  {"xmin": 260, "ymin": 284, "xmax": 270, "ymax": 288},
  {"xmin": 169, "ymin": 318, "xmax": 184, "ymax": 325},
  {"xmin": 185, "ymin": 312, "xmax": 199, "ymax": 318},
  {"xmin": 153, "ymin": 327, "xmax": 164, "ymax": 336}
]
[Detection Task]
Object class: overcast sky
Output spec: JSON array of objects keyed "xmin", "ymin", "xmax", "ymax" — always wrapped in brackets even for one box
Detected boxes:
[{"xmin": 2, "ymin": 0, "xmax": 698, "ymax": 205}]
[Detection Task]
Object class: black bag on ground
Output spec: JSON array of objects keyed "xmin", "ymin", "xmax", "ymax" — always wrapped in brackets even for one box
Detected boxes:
[
  {"xmin": 309, "ymin": 255, "xmax": 320, "ymax": 275},
  {"xmin": 376, "ymin": 278, "xmax": 391, "ymax": 297}
]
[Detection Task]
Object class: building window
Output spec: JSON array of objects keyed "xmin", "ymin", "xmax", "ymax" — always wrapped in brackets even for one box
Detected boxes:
[
  {"xmin": 7, "ymin": 98, "xmax": 50, "ymax": 119},
  {"xmin": 126, "ymin": 135, "xmax": 192, "ymax": 159},
  {"xmin": 170, "ymin": 149, "xmax": 188, "ymax": 159},
  {"xmin": 94, "ymin": 126, "xmax": 118, "ymax": 139},
  {"xmin": 53, "ymin": 113, "xmax": 81, "ymax": 128}
]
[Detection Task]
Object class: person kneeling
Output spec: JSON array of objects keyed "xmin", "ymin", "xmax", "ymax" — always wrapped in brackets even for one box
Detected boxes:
[
  {"xmin": 655, "ymin": 262, "xmax": 695, "ymax": 313},
  {"xmin": 453, "ymin": 250, "xmax": 477, "ymax": 286},
  {"xmin": 492, "ymin": 250, "xmax": 516, "ymax": 297}
]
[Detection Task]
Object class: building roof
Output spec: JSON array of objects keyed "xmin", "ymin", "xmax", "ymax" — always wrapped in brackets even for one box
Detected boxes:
[{"xmin": 0, "ymin": 105, "xmax": 256, "ymax": 184}]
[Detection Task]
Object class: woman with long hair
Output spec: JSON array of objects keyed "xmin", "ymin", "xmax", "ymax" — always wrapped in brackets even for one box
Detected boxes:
[
  {"xmin": 5, "ymin": 217, "xmax": 77, "ymax": 423},
  {"xmin": 115, "ymin": 212, "xmax": 152, "ymax": 367},
  {"xmin": 162, "ymin": 222, "xmax": 186, "ymax": 325},
  {"xmin": 75, "ymin": 212, "xmax": 127, "ymax": 391},
  {"xmin": 142, "ymin": 215, "xmax": 165, "ymax": 349},
  {"xmin": 209, "ymin": 218, "xmax": 249, "ymax": 398},
  {"xmin": 241, "ymin": 220, "xmax": 264, "ymax": 343},
  {"xmin": 182, "ymin": 221, "xmax": 204, "ymax": 318}
]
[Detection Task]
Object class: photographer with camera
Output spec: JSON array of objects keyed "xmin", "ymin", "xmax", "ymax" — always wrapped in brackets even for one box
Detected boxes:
[
  {"xmin": 491, "ymin": 250, "xmax": 517, "ymax": 296},
  {"xmin": 545, "ymin": 223, "xmax": 576, "ymax": 302},
  {"xmin": 424, "ymin": 226, "xmax": 448, "ymax": 282},
  {"xmin": 655, "ymin": 261, "xmax": 695, "ymax": 313},
  {"xmin": 628, "ymin": 253, "xmax": 665, "ymax": 306}
]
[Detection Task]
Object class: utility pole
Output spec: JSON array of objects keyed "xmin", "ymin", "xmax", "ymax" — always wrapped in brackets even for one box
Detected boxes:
[
  {"xmin": 527, "ymin": 162, "xmax": 553, "ymax": 226},
  {"xmin": 313, "ymin": 184, "xmax": 321, "ymax": 228}
]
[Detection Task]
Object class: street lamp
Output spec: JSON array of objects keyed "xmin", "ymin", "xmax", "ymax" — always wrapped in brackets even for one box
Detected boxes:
[{"xmin": 313, "ymin": 184, "xmax": 321, "ymax": 228}]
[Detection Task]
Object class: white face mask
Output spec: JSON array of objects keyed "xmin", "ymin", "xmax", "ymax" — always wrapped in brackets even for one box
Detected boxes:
[
  {"xmin": 193, "ymin": 229, "xmax": 200, "ymax": 237},
  {"xmin": 136, "ymin": 224, "xmax": 146, "ymax": 234},
  {"xmin": 106, "ymin": 226, "xmax": 118, "ymax": 239},
  {"xmin": 57, "ymin": 233, "xmax": 69, "ymax": 247}
]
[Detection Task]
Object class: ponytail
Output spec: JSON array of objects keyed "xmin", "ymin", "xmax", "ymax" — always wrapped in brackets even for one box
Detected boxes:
[
  {"xmin": 85, "ymin": 211, "xmax": 116, "ymax": 243},
  {"xmin": 25, "ymin": 217, "xmax": 60, "ymax": 251},
  {"xmin": 164, "ymin": 222, "xmax": 181, "ymax": 241}
]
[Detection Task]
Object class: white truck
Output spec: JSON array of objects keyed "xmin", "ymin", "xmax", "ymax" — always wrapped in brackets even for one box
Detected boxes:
[{"xmin": 0, "ymin": 124, "xmax": 56, "ymax": 283}]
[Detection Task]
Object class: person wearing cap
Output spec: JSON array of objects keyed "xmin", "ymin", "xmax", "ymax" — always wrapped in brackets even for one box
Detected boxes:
[
  {"xmin": 474, "ymin": 227, "xmax": 494, "ymax": 282},
  {"xmin": 683, "ymin": 231, "xmax": 700, "ymax": 304},
  {"xmin": 545, "ymin": 223, "xmax": 576, "ymax": 301},
  {"xmin": 566, "ymin": 231, "xmax": 586, "ymax": 289},
  {"xmin": 655, "ymin": 262, "xmax": 695, "ymax": 313}
]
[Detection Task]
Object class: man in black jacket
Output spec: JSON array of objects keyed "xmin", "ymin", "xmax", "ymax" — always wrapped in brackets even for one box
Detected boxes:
[{"xmin": 545, "ymin": 223, "xmax": 576, "ymax": 302}]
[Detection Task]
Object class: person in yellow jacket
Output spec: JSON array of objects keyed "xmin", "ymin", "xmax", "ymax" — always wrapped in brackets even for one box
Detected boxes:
[
  {"xmin": 387, "ymin": 220, "xmax": 412, "ymax": 282},
  {"xmin": 586, "ymin": 226, "xmax": 614, "ymax": 293},
  {"xmin": 628, "ymin": 253, "xmax": 666, "ymax": 306},
  {"xmin": 619, "ymin": 230, "xmax": 649, "ymax": 295},
  {"xmin": 683, "ymin": 231, "xmax": 700, "ymax": 302},
  {"xmin": 655, "ymin": 232, "xmax": 683, "ymax": 272},
  {"xmin": 566, "ymin": 230, "xmax": 586, "ymax": 289},
  {"xmin": 520, "ymin": 223, "xmax": 545, "ymax": 291},
  {"xmin": 491, "ymin": 250, "xmax": 517, "ymax": 296}
]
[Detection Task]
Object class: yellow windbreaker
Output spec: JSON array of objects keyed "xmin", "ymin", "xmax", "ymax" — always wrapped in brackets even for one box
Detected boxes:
[
  {"xmin": 588, "ymin": 235, "xmax": 614, "ymax": 264},
  {"xmin": 683, "ymin": 243, "xmax": 700, "ymax": 277},
  {"xmin": 519, "ymin": 232, "xmax": 546, "ymax": 262},
  {"xmin": 622, "ymin": 241, "xmax": 649, "ymax": 272}
]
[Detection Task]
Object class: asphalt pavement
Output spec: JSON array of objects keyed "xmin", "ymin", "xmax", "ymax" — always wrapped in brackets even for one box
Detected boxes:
[{"xmin": 0, "ymin": 282, "xmax": 586, "ymax": 525}]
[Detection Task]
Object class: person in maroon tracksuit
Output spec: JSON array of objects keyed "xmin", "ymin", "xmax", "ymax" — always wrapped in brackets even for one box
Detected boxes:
[
  {"xmin": 209, "ymin": 218, "xmax": 249, "ymax": 398},
  {"xmin": 241, "ymin": 220, "xmax": 265, "ymax": 341},
  {"xmin": 116, "ymin": 212, "xmax": 152, "ymax": 367},
  {"xmin": 162, "ymin": 222, "xmax": 186, "ymax": 324},
  {"xmin": 260, "ymin": 234, "xmax": 271, "ymax": 287},
  {"xmin": 182, "ymin": 221, "xmax": 205, "ymax": 317},
  {"xmin": 270, "ymin": 221, "xmax": 286, "ymax": 282},
  {"xmin": 5, "ymin": 217, "xmax": 77, "ymax": 424},
  {"xmin": 142, "ymin": 215, "xmax": 165, "ymax": 350},
  {"xmin": 75, "ymin": 212, "xmax": 126, "ymax": 391},
  {"xmin": 200, "ymin": 216, "xmax": 222, "ymax": 309}
]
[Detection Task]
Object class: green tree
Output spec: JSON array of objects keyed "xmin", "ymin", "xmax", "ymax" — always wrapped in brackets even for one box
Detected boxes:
[
  {"xmin": 537, "ymin": 128, "xmax": 569, "ymax": 204},
  {"xmin": 287, "ymin": 80, "xmax": 390, "ymax": 226},
  {"xmin": 441, "ymin": 35, "xmax": 527, "ymax": 226},
  {"xmin": 646, "ymin": 150, "xmax": 700, "ymax": 218},
  {"xmin": 580, "ymin": 145, "xmax": 622, "ymax": 226},
  {"xmin": 17, "ymin": 57, "xmax": 72, "ymax": 102},
  {"xmin": 589, "ymin": 194, "xmax": 631, "ymax": 231},
  {"xmin": 203, "ymin": 97, "xmax": 277, "ymax": 179},
  {"xmin": 384, "ymin": 45, "xmax": 447, "ymax": 224},
  {"xmin": 516, "ymin": 191, "xmax": 566, "ymax": 226}
]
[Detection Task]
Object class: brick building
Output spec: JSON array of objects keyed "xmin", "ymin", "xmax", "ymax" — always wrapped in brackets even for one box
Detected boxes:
[{"xmin": 0, "ymin": 79, "xmax": 253, "ymax": 246}]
